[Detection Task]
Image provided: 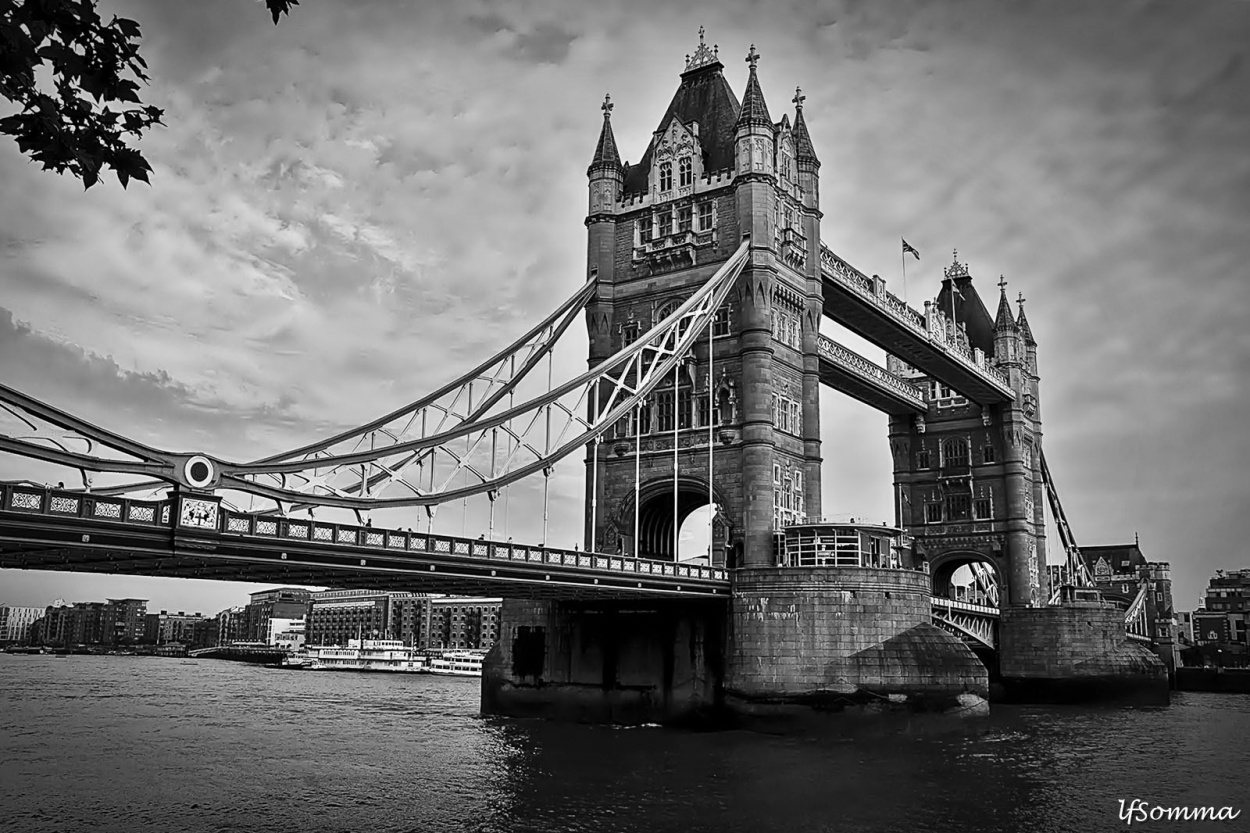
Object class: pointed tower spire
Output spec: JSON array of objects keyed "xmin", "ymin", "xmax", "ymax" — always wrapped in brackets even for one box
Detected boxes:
[
  {"xmin": 1015, "ymin": 291, "xmax": 1036, "ymax": 345},
  {"xmin": 736, "ymin": 44, "xmax": 773, "ymax": 130},
  {"xmin": 791, "ymin": 86, "xmax": 819, "ymax": 167},
  {"xmin": 993, "ymin": 275, "xmax": 1017, "ymax": 332},
  {"xmin": 587, "ymin": 93, "xmax": 621, "ymax": 175}
]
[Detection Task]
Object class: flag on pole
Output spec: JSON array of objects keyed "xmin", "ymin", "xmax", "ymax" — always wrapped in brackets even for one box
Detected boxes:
[{"xmin": 902, "ymin": 239, "xmax": 920, "ymax": 260}]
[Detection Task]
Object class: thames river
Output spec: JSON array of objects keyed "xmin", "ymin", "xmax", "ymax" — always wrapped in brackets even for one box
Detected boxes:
[{"xmin": 1, "ymin": 654, "xmax": 1246, "ymax": 833}]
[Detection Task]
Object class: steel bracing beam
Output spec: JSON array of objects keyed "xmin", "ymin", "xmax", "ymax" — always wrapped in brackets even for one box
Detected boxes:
[
  {"xmin": 931, "ymin": 597, "xmax": 998, "ymax": 649},
  {"xmin": 1040, "ymin": 449, "xmax": 1096, "ymax": 603}
]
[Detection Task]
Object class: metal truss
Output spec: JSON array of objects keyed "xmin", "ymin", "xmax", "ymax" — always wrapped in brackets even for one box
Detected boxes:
[
  {"xmin": 0, "ymin": 240, "xmax": 750, "ymax": 512},
  {"xmin": 969, "ymin": 561, "xmax": 999, "ymax": 607},
  {"xmin": 931, "ymin": 597, "xmax": 998, "ymax": 649},
  {"xmin": 1124, "ymin": 582, "xmax": 1151, "ymax": 642},
  {"xmin": 1041, "ymin": 448, "xmax": 1096, "ymax": 603}
]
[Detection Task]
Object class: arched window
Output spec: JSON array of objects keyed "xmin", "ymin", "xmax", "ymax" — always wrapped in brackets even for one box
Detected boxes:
[
  {"xmin": 942, "ymin": 437, "xmax": 969, "ymax": 466},
  {"xmin": 679, "ymin": 156, "xmax": 692, "ymax": 187},
  {"xmin": 659, "ymin": 162, "xmax": 673, "ymax": 192}
]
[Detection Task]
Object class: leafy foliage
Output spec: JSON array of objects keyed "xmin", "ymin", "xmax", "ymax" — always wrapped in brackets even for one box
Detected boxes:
[{"xmin": 0, "ymin": 0, "xmax": 297, "ymax": 190}]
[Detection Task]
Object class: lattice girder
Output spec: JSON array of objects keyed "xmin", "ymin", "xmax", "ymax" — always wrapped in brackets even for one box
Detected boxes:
[{"xmin": 0, "ymin": 241, "xmax": 750, "ymax": 512}]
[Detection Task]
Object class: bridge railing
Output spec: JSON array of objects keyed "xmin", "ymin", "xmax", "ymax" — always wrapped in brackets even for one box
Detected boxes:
[
  {"xmin": 0, "ymin": 484, "xmax": 728, "ymax": 585},
  {"xmin": 2, "ymin": 483, "xmax": 170, "ymax": 526},
  {"xmin": 931, "ymin": 596, "xmax": 1000, "ymax": 617},
  {"xmin": 815, "ymin": 335, "xmax": 927, "ymax": 409},
  {"xmin": 819, "ymin": 245, "xmax": 1013, "ymax": 395}
]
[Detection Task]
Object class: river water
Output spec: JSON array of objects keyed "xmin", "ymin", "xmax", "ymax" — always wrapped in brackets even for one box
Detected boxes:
[{"xmin": 1, "ymin": 654, "xmax": 1246, "ymax": 833}]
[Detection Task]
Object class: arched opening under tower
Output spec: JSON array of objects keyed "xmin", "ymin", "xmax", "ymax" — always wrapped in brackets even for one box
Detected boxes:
[
  {"xmin": 623, "ymin": 478, "xmax": 727, "ymax": 563},
  {"xmin": 930, "ymin": 552, "xmax": 1000, "ymax": 607}
]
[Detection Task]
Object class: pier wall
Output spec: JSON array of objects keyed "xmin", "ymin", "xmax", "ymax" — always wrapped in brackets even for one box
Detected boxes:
[
  {"xmin": 998, "ymin": 602, "xmax": 1169, "ymax": 704},
  {"xmin": 725, "ymin": 566, "xmax": 989, "ymax": 720},
  {"xmin": 481, "ymin": 598, "xmax": 725, "ymax": 726}
]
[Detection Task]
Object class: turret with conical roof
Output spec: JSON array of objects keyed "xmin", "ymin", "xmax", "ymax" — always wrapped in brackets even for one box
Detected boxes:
[
  {"xmin": 991, "ymin": 274, "xmax": 1023, "ymax": 371},
  {"xmin": 585, "ymin": 94, "xmax": 624, "ymax": 368}
]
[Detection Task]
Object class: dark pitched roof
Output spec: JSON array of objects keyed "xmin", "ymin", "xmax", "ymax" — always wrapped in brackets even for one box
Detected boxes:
[
  {"xmin": 792, "ymin": 104, "xmax": 819, "ymax": 165},
  {"xmin": 1084, "ymin": 544, "xmax": 1146, "ymax": 574},
  {"xmin": 936, "ymin": 276, "xmax": 996, "ymax": 356},
  {"xmin": 1016, "ymin": 300, "xmax": 1036, "ymax": 345},
  {"xmin": 736, "ymin": 53, "xmax": 773, "ymax": 131},
  {"xmin": 622, "ymin": 62, "xmax": 741, "ymax": 196},
  {"xmin": 587, "ymin": 110, "xmax": 622, "ymax": 173},
  {"xmin": 993, "ymin": 287, "xmax": 1016, "ymax": 333}
]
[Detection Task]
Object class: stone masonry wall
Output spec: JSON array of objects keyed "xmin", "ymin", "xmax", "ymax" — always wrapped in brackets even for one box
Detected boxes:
[{"xmin": 727, "ymin": 567, "xmax": 987, "ymax": 702}]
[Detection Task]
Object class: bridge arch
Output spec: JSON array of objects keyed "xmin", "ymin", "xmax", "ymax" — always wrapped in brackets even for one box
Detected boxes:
[
  {"xmin": 615, "ymin": 476, "xmax": 729, "ymax": 562},
  {"xmin": 928, "ymin": 550, "xmax": 1001, "ymax": 606}
]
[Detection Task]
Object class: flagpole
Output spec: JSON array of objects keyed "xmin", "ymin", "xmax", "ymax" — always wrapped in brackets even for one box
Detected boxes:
[{"xmin": 901, "ymin": 244, "xmax": 908, "ymax": 303}]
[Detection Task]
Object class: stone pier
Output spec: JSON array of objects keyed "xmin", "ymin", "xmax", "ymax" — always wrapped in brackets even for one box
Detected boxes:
[
  {"xmin": 998, "ymin": 602, "xmax": 1169, "ymax": 704},
  {"xmin": 481, "ymin": 598, "xmax": 726, "ymax": 726},
  {"xmin": 725, "ymin": 566, "xmax": 989, "ymax": 721}
]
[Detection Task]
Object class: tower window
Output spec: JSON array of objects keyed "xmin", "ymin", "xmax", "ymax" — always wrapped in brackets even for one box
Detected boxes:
[
  {"xmin": 659, "ymin": 162, "xmax": 673, "ymax": 192},
  {"xmin": 917, "ymin": 450, "xmax": 931, "ymax": 469},
  {"xmin": 621, "ymin": 322, "xmax": 639, "ymax": 345},
  {"xmin": 974, "ymin": 498, "xmax": 992, "ymax": 520},
  {"xmin": 657, "ymin": 210, "xmax": 672, "ymax": 237},
  {"xmin": 698, "ymin": 202, "xmax": 713, "ymax": 231},
  {"xmin": 677, "ymin": 205, "xmax": 692, "ymax": 233},
  {"xmin": 982, "ymin": 445, "xmax": 996, "ymax": 464},
  {"xmin": 946, "ymin": 494, "xmax": 971, "ymax": 520},
  {"xmin": 925, "ymin": 503, "xmax": 942, "ymax": 523},
  {"xmin": 638, "ymin": 216, "xmax": 652, "ymax": 243},
  {"xmin": 712, "ymin": 306, "xmax": 730, "ymax": 336},
  {"xmin": 679, "ymin": 156, "xmax": 692, "ymax": 188},
  {"xmin": 942, "ymin": 438, "xmax": 969, "ymax": 466}
]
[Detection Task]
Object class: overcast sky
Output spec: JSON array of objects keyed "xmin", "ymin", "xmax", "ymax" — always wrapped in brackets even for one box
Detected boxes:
[{"xmin": 1, "ymin": 0, "xmax": 1247, "ymax": 614}]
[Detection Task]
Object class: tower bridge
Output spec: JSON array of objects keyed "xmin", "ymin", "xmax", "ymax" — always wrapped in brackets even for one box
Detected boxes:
[{"xmin": 0, "ymin": 30, "xmax": 1168, "ymax": 723}]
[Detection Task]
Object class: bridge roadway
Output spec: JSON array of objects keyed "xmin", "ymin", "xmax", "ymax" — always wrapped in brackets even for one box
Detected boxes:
[
  {"xmin": 0, "ymin": 484, "xmax": 728, "ymax": 600},
  {"xmin": 819, "ymin": 244, "xmax": 1015, "ymax": 405},
  {"xmin": 0, "ymin": 484, "xmax": 1004, "ymax": 642}
]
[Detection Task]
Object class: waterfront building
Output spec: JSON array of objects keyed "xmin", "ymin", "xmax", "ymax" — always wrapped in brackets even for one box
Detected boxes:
[
  {"xmin": 103, "ymin": 598, "xmax": 148, "ymax": 645},
  {"xmin": 242, "ymin": 587, "xmax": 311, "ymax": 643},
  {"xmin": 214, "ymin": 606, "xmax": 247, "ymax": 646},
  {"xmin": 267, "ymin": 616, "xmax": 305, "ymax": 647},
  {"xmin": 0, "ymin": 605, "xmax": 43, "ymax": 644},
  {"xmin": 144, "ymin": 611, "xmax": 211, "ymax": 647},
  {"xmin": 306, "ymin": 590, "xmax": 424, "ymax": 647},
  {"xmin": 273, "ymin": 620, "xmax": 305, "ymax": 653},
  {"xmin": 29, "ymin": 601, "xmax": 72, "ymax": 646},
  {"xmin": 1203, "ymin": 568, "xmax": 1250, "ymax": 615},
  {"xmin": 427, "ymin": 597, "xmax": 501, "ymax": 650}
]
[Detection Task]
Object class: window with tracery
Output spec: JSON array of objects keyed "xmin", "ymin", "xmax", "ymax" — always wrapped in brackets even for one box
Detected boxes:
[
  {"xmin": 678, "ymin": 156, "xmax": 692, "ymax": 188},
  {"xmin": 659, "ymin": 162, "xmax": 673, "ymax": 192}
]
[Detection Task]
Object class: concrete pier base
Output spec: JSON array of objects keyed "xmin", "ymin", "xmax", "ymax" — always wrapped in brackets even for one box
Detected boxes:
[
  {"xmin": 481, "ymin": 598, "xmax": 726, "ymax": 727},
  {"xmin": 725, "ymin": 567, "xmax": 989, "ymax": 723},
  {"xmin": 998, "ymin": 602, "xmax": 1169, "ymax": 705}
]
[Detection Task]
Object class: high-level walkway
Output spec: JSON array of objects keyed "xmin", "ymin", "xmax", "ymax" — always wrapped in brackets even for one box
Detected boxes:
[{"xmin": 820, "ymin": 245, "xmax": 1015, "ymax": 404}]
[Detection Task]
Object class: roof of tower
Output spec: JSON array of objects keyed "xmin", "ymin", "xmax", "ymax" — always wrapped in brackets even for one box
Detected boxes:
[
  {"xmin": 1016, "ymin": 292, "xmax": 1036, "ymax": 345},
  {"xmin": 993, "ymin": 275, "xmax": 1016, "ymax": 334},
  {"xmin": 587, "ymin": 93, "xmax": 621, "ymax": 175},
  {"xmin": 736, "ymin": 44, "xmax": 773, "ymax": 131},
  {"xmin": 935, "ymin": 250, "xmax": 997, "ymax": 355},
  {"xmin": 621, "ymin": 30, "xmax": 741, "ymax": 195},
  {"xmin": 791, "ymin": 86, "xmax": 819, "ymax": 165}
]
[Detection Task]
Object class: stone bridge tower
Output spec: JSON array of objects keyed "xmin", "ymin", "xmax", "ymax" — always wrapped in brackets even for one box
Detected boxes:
[
  {"xmin": 583, "ymin": 33, "xmax": 823, "ymax": 567},
  {"xmin": 887, "ymin": 256, "xmax": 1048, "ymax": 607}
]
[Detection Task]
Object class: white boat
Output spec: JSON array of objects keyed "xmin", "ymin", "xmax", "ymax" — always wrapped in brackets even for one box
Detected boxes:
[
  {"xmin": 425, "ymin": 649, "xmax": 486, "ymax": 677},
  {"xmin": 308, "ymin": 639, "xmax": 427, "ymax": 673}
]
